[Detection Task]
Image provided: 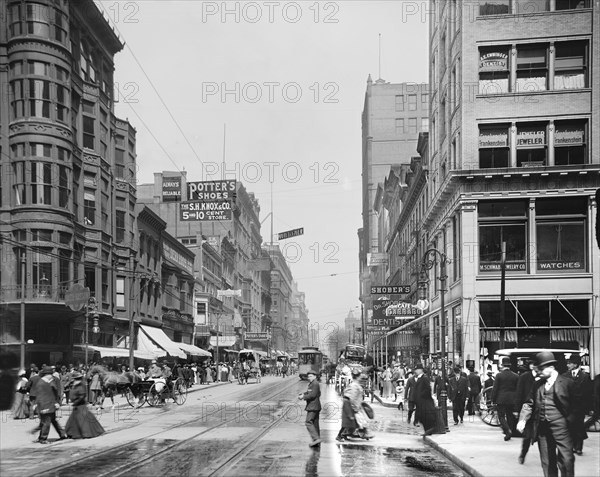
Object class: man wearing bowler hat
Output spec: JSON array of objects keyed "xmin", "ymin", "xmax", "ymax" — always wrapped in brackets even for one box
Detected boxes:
[
  {"xmin": 492, "ymin": 356, "xmax": 519, "ymax": 441},
  {"xmin": 517, "ymin": 351, "xmax": 576, "ymax": 477},
  {"xmin": 298, "ymin": 370, "xmax": 322, "ymax": 447},
  {"xmin": 563, "ymin": 354, "xmax": 591, "ymax": 456}
]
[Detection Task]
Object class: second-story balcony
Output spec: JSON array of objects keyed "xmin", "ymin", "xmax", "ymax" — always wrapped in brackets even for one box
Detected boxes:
[{"xmin": 0, "ymin": 285, "xmax": 70, "ymax": 304}]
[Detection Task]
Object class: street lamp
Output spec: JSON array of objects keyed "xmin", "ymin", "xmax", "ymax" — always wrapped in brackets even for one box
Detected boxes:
[
  {"xmin": 85, "ymin": 297, "xmax": 99, "ymax": 367},
  {"xmin": 419, "ymin": 248, "xmax": 449, "ymax": 431}
]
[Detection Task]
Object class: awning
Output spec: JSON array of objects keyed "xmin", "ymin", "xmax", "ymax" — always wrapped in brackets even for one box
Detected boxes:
[
  {"xmin": 224, "ymin": 349, "xmax": 239, "ymax": 354},
  {"xmin": 137, "ymin": 329, "xmax": 165, "ymax": 358},
  {"xmin": 209, "ymin": 336, "xmax": 237, "ymax": 347},
  {"xmin": 177, "ymin": 343, "xmax": 211, "ymax": 357},
  {"xmin": 139, "ymin": 325, "xmax": 186, "ymax": 359},
  {"xmin": 76, "ymin": 345, "xmax": 156, "ymax": 360}
]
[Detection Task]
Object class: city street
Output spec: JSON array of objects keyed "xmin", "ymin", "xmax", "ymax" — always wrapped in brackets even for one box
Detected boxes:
[{"xmin": 1, "ymin": 376, "xmax": 463, "ymax": 477}]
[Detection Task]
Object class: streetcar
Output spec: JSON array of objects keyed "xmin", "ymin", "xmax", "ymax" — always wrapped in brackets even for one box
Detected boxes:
[
  {"xmin": 298, "ymin": 346, "xmax": 323, "ymax": 380},
  {"xmin": 341, "ymin": 343, "xmax": 367, "ymax": 366}
]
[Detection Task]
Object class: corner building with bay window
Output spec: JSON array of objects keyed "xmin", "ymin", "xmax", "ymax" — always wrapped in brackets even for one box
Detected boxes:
[
  {"xmin": 0, "ymin": 0, "xmax": 140, "ymax": 365},
  {"xmin": 418, "ymin": 0, "xmax": 599, "ymax": 374}
]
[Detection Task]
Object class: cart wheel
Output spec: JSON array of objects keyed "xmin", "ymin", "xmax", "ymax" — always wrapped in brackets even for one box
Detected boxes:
[
  {"xmin": 173, "ymin": 379, "xmax": 187, "ymax": 405},
  {"xmin": 147, "ymin": 382, "xmax": 164, "ymax": 407},
  {"xmin": 125, "ymin": 387, "xmax": 145, "ymax": 408}
]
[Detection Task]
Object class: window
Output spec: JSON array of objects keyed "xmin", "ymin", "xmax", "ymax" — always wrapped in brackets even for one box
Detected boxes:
[
  {"xmin": 58, "ymin": 165, "xmax": 69, "ymax": 207},
  {"xmin": 116, "ymin": 210, "xmax": 125, "ymax": 243},
  {"xmin": 554, "ymin": 41, "xmax": 587, "ymax": 90},
  {"xmin": 556, "ymin": 0, "xmax": 589, "ymax": 8},
  {"xmin": 56, "ymin": 84, "xmax": 69, "ymax": 122},
  {"xmin": 421, "ymin": 118, "xmax": 429, "ymax": 131},
  {"xmin": 84, "ymin": 188, "xmax": 96, "ymax": 225},
  {"xmin": 408, "ymin": 94, "xmax": 417, "ymax": 111},
  {"xmin": 408, "ymin": 118, "xmax": 417, "ymax": 134},
  {"xmin": 102, "ymin": 268, "xmax": 109, "ymax": 302},
  {"xmin": 536, "ymin": 197, "xmax": 586, "ymax": 272},
  {"xmin": 59, "ymin": 250, "xmax": 70, "ymax": 290},
  {"xmin": 28, "ymin": 61, "xmax": 49, "ymax": 76},
  {"xmin": 516, "ymin": 123, "xmax": 546, "ymax": 166},
  {"xmin": 30, "ymin": 162, "xmax": 52, "ymax": 205},
  {"xmin": 479, "ymin": 200, "xmax": 527, "ymax": 273},
  {"xmin": 33, "ymin": 249, "xmax": 53, "ymax": 297},
  {"xmin": 395, "ymin": 118, "xmax": 404, "ymax": 134},
  {"xmin": 116, "ymin": 278, "xmax": 125, "ymax": 307},
  {"xmin": 115, "ymin": 149, "xmax": 125, "ymax": 178},
  {"xmin": 82, "ymin": 99, "xmax": 95, "ymax": 147},
  {"xmin": 516, "ymin": 0, "xmax": 549, "ymax": 13},
  {"xmin": 395, "ymin": 95, "xmax": 404, "ymax": 112},
  {"xmin": 30, "ymin": 143, "xmax": 51, "ymax": 158},
  {"xmin": 421, "ymin": 93, "xmax": 429, "ymax": 108},
  {"xmin": 31, "ymin": 229, "xmax": 52, "ymax": 241},
  {"xmin": 479, "ymin": 47, "xmax": 510, "ymax": 94},
  {"xmin": 554, "ymin": 120, "xmax": 587, "ymax": 165},
  {"xmin": 516, "ymin": 45, "xmax": 547, "ymax": 92},
  {"xmin": 479, "ymin": 125, "xmax": 510, "ymax": 168},
  {"xmin": 479, "ymin": 0, "xmax": 511, "ymax": 15}
]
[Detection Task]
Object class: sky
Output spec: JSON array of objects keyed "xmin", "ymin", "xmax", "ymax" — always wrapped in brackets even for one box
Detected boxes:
[{"xmin": 97, "ymin": 0, "xmax": 430, "ymax": 338}]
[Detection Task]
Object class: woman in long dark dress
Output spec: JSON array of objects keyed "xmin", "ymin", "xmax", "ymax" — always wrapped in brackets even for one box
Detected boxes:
[
  {"xmin": 65, "ymin": 372, "xmax": 105, "ymax": 439},
  {"xmin": 12, "ymin": 370, "xmax": 31, "ymax": 419}
]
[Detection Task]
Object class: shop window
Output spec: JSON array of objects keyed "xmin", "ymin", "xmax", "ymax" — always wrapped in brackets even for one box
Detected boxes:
[
  {"xmin": 479, "ymin": 125, "xmax": 510, "ymax": 168},
  {"xmin": 479, "ymin": 0, "xmax": 511, "ymax": 15},
  {"xmin": 479, "ymin": 200, "xmax": 527, "ymax": 273},
  {"xmin": 536, "ymin": 197, "xmax": 586, "ymax": 272},
  {"xmin": 554, "ymin": 41, "xmax": 587, "ymax": 90},
  {"xmin": 516, "ymin": 45, "xmax": 547, "ymax": 92},
  {"xmin": 516, "ymin": 0, "xmax": 549, "ymax": 13},
  {"xmin": 555, "ymin": 0, "xmax": 589, "ymax": 8},
  {"xmin": 479, "ymin": 47, "xmax": 510, "ymax": 94},
  {"xmin": 554, "ymin": 120, "xmax": 587, "ymax": 165},
  {"xmin": 516, "ymin": 123, "xmax": 546, "ymax": 166},
  {"xmin": 551, "ymin": 300, "xmax": 588, "ymax": 327}
]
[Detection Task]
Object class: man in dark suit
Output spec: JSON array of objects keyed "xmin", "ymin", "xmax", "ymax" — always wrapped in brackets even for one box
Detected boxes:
[
  {"xmin": 492, "ymin": 356, "xmax": 519, "ymax": 441},
  {"xmin": 448, "ymin": 366, "xmax": 469, "ymax": 424},
  {"xmin": 563, "ymin": 354, "xmax": 592, "ymax": 455},
  {"xmin": 518, "ymin": 351, "xmax": 575, "ymax": 477},
  {"xmin": 413, "ymin": 363, "xmax": 437, "ymax": 437},
  {"xmin": 404, "ymin": 372, "xmax": 418, "ymax": 425},
  {"xmin": 515, "ymin": 360, "xmax": 538, "ymax": 464},
  {"xmin": 467, "ymin": 370, "xmax": 482, "ymax": 416},
  {"xmin": 299, "ymin": 370, "xmax": 322, "ymax": 447}
]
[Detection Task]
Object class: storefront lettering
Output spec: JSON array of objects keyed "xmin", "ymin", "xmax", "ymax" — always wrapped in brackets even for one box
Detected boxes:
[
  {"xmin": 538, "ymin": 261, "xmax": 583, "ymax": 270},
  {"xmin": 480, "ymin": 262, "xmax": 526, "ymax": 271}
]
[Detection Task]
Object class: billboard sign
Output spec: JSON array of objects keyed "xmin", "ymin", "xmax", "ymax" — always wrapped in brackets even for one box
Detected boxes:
[
  {"xmin": 162, "ymin": 176, "xmax": 181, "ymax": 202},
  {"xmin": 180, "ymin": 200, "xmax": 232, "ymax": 221},
  {"xmin": 187, "ymin": 180, "xmax": 236, "ymax": 201}
]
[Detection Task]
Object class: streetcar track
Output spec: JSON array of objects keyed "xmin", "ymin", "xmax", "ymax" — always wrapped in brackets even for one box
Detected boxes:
[{"xmin": 31, "ymin": 378, "xmax": 300, "ymax": 477}]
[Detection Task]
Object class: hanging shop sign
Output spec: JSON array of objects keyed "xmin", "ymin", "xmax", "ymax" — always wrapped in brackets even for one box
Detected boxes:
[
  {"xmin": 245, "ymin": 332, "xmax": 270, "ymax": 341},
  {"xmin": 367, "ymin": 253, "xmax": 388, "ymax": 266}
]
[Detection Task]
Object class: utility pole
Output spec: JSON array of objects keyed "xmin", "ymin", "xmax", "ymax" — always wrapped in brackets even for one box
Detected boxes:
[{"xmin": 20, "ymin": 251, "xmax": 26, "ymax": 370}]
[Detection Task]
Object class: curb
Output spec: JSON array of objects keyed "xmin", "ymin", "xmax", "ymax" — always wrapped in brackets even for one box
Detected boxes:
[{"xmin": 423, "ymin": 436, "xmax": 483, "ymax": 477}]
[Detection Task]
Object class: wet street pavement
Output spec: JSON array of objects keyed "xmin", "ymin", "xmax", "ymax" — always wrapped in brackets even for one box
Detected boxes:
[{"xmin": 1, "ymin": 376, "xmax": 464, "ymax": 477}]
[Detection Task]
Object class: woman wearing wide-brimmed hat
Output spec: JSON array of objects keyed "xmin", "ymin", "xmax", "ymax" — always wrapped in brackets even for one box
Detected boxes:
[
  {"xmin": 11, "ymin": 369, "xmax": 31, "ymax": 419},
  {"xmin": 64, "ymin": 371, "xmax": 105, "ymax": 439}
]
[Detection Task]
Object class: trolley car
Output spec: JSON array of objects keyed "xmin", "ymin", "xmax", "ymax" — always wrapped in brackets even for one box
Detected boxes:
[{"xmin": 298, "ymin": 346, "xmax": 323, "ymax": 380}]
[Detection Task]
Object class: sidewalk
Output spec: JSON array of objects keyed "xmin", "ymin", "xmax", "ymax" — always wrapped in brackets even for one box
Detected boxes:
[{"xmin": 423, "ymin": 414, "xmax": 599, "ymax": 477}]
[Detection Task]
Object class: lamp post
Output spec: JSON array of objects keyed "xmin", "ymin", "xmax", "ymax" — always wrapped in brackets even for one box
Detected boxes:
[
  {"xmin": 85, "ymin": 297, "xmax": 99, "ymax": 368},
  {"xmin": 419, "ymin": 248, "xmax": 449, "ymax": 431}
]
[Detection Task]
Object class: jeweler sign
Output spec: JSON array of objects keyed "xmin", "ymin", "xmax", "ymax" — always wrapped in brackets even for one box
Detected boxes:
[{"xmin": 180, "ymin": 201, "xmax": 232, "ymax": 221}]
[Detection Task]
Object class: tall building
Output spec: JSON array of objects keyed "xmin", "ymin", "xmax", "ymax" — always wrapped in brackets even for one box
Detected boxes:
[
  {"xmin": 359, "ymin": 78, "xmax": 429, "ymax": 340},
  {"xmin": 0, "ymin": 0, "xmax": 140, "ymax": 365},
  {"xmin": 383, "ymin": 0, "xmax": 599, "ymax": 374}
]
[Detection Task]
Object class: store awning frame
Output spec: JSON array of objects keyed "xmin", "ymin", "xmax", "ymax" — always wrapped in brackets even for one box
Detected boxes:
[{"xmin": 209, "ymin": 336, "xmax": 238, "ymax": 347}]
